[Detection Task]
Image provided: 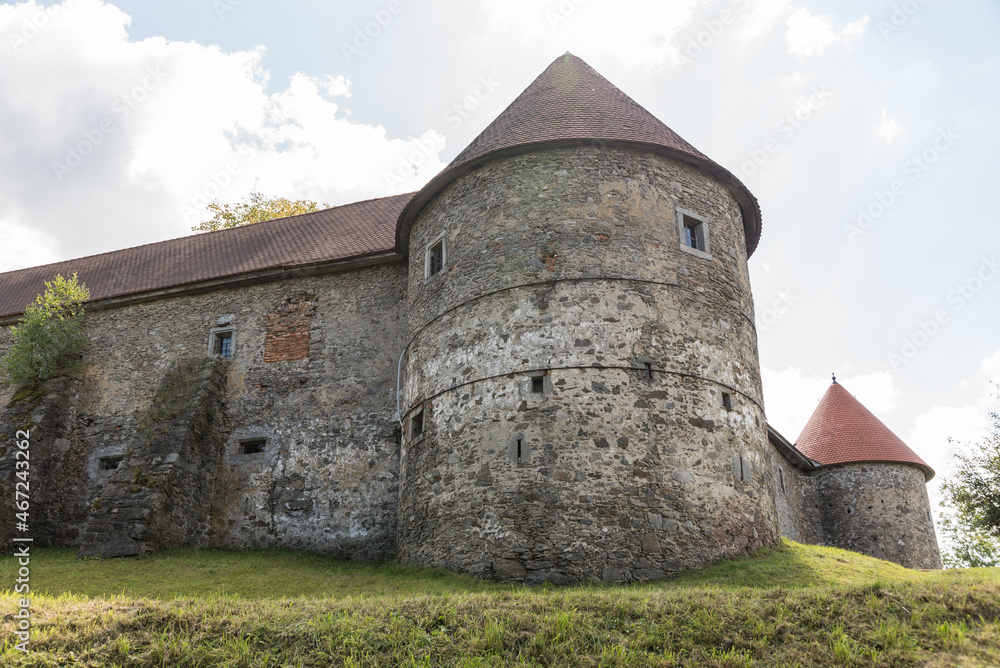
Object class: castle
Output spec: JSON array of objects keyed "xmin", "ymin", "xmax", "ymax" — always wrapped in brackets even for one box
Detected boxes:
[{"xmin": 0, "ymin": 54, "xmax": 941, "ymax": 580}]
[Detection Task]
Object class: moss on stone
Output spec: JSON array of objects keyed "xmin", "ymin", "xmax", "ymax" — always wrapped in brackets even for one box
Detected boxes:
[{"xmin": 11, "ymin": 386, "xmax": 45, "ymax": 404}]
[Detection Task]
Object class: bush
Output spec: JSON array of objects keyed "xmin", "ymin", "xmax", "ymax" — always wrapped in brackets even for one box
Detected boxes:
[{"xmin": 0, "ymin": 273, "xmax": 90, "ymax": 388}]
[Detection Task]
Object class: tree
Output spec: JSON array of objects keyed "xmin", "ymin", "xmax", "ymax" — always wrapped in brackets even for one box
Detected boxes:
[
  {"xmin": 939, "ymin": 401, "xmax": 1000, "ymax": 568},
  {"xmin": 191, "ymin": 192, "xmax": 329, "ymax": 232},
  {"xmin": 0, "ymin": 273, "xmax": 90, "ymax": 388}
]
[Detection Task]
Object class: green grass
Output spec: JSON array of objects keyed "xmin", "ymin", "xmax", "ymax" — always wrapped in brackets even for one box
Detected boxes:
[
  {"xmin": 8, "ymin": 548, "xmax": 501, "ymax": 600},
  {"xmin": 2, "ymin": 539, "xmax": 999, "ymax": 667}
]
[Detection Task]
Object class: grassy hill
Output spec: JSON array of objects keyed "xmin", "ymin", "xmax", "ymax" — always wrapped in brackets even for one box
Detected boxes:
[{"xmin": 2, "ymin": 539, "xmax": 999, "ymax": 666}]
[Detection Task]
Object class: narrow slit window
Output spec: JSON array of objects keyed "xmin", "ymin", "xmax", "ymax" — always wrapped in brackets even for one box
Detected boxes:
[
  {"xmin": 99, "ymin": 456, "xmax": 123, "ymax": 471},
  {"xmin": 511, "ymin": 435, "xmax": 529, "ymax": 465},
  {"xmin": 643, "ymin": 363, "xmax": 653, "ymax": 380},
  {"xmin": 426, "ymin": 238, "xmax": 445, "ymax": 279},
  {"xmin": 531, "ymin": 376, "xmax": 544, "ymax": 394},
  {"xmin": 779, "ymin": 468, "xmax": 785, "ymax": 493},
  {"xmin": 239, "ymin": 439, "xmax": 267, "ymax": 455}
]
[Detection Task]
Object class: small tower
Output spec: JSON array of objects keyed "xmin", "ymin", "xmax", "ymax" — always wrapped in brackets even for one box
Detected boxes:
[{"xmin": 795, "ymin": 380, "xmax": 942, "ymax": 569}]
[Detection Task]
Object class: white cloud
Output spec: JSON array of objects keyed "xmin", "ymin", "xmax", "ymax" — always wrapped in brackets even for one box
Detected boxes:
[
  {"xmin": 0, "ymin": 217, "xmax": 58, "ymax": 271},
  {"xmin": 485, "ymin": 0, "xmax": 705, "ymax": 70},
  {"xmin": 735, "ymin": 0, "xmax": 793, "ymax": 47},
  {"xmin": 906, "ymin": 349, "xmax": 1000, "ymax": 516},
  {"xmin": 907, "ymin": 405, "xmax": 985, "ymax": 482},
  {"xmin": 979, "ymin": 349, "xmax": 1000, "ymax": 381},
  {"xmin": 784, "ymin": 9, "xmax": 868, "ymax": 57},
  {"xmin": 0, "ymin": 0, "xmax": 447, "ymax": 266},
  {"xmin": 875, "ymin": 107, "xmax": 903, "ymax": 143},
  {"xmin": 762, "ymin": 367, "xmax": 898, "ymax": 440}
]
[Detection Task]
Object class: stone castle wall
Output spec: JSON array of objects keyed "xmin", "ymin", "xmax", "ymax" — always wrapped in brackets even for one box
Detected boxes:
[
  {"xmin": 0, "ymin": 146, "xmax": 942, "ymax": 572},
  {"xmin": 0, "ymin": 376, "xmax": 88, "ymax": 548},
  {"xmin": 761, "ymin": 442, "xmax": 823, "ymax": 545},
  {"xmin": 1, "ymin": 263, "xmax": 409, "ymax": 560},
  {"xmin": 397, "ymin": 145, "xmax": 779, "ymax": 583}
]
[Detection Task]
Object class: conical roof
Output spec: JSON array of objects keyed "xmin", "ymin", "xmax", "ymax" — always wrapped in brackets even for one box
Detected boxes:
[
  {"xmin": 396, "ymin": 54, "xmax": 761, "ymax": 256},
  {"xmin": 448, "ymin": 53, "xmax": 710, "ymax": 169},
  {"xmin": 795, "ymin": 381, "xmax": 934, "ymax": 480}
]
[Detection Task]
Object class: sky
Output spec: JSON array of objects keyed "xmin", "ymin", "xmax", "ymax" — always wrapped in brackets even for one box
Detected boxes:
[{"xmin": 1, "ymin": 0, "xmax": 998, "ymax": 519}]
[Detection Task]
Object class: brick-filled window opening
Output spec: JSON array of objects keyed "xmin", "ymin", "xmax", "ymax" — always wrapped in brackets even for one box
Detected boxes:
[
  {"xmin": 264, "ymin": 298, "xmax": 315, "ymax": 363},
  {"xmin": 99, "ymin": 456, "xmax": 123, "ymax": 471},
  {"xmin": 531, "ymin": 376, "xmax": 544, "ymax": 394},
  {"xmin": 213, "ymin": 331, "xmax": 233, "ymax": 357},
  {"xmin": 721, "ymin": 391, "xmax": 734, "ymax": 411},
  {"xmin": 425, "ymin": 238, "xmax": 445, "ymax": 279},
  {"xmin": 239, "ymin": 438, "xmax": 267, "ymax": 455}
]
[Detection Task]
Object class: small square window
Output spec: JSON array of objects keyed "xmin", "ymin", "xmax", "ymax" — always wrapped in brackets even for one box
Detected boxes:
[
  {"xmin": 683, "ymin": 216, "xmax": 705, "ymax": 252},
  {"xmin": 676, "ymin": 208, "xmax": 711, "ymax": 258},
  {"xmin": 721, "ymin": 392, "xmax": 734, "ymax": 411},
  {"xmin": 209, "ymin": 328, "xmax": 235, "ymax": 357},
  {"xmin": 411, "ymin": 409, "xmax": 424, "ymax": 439},
  {"xmin": 239, "ymin": 439, "xmax": 267, "ymax": 455},
  {"xmin": 99, "ymin": 456, "xmax": 123, "ymax": 471},
  {"xmin": 531, "ymin": 376, "xmax": 544, "ymax": 394},
  {"xmin": 214, "ymin": 332, "xmax": 232, "ymax": 356},
  {"xmin": 425, "ymin": 238, "xmax": 445, "ymax": 279}
]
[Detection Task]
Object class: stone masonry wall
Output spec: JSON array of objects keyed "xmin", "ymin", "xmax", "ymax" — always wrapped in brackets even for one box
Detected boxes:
[
  {"xmin": 77, "ymin": 357, "xmax": 228, "ymax": 557},
  {"xmin": 0, "ymin": 376, "xmax": 87, "ymax": 548},
  {"xmin": 0, "ymin": 262, "xmax": 408, "ymax": 559},
  {"xmin": 398, "ymin": 145, "xmax": 777, "ymax": 582},
  {"xmin": 761, "ymin": 442, "xmax": 823, "ymax": 545},
  {"xmin": 815, "ymin": 463, "xmax": 942, "ymax": 569}
]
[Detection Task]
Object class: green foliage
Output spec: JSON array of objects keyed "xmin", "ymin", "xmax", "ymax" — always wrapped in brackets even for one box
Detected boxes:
[
  {"xmin": 191, "ymin": 191, "xmax": 329, "ymax": 232},
  {"xmin": 940, "ymin": 397, "xmax": 1000, "ymax": 568},
  {"xmin": 938, "ymin": 513, "xmax": 1000, "ymax": 568},
  {"xmin": 0, "ymin": 273, "xmax": 89, "ymax": 388}
]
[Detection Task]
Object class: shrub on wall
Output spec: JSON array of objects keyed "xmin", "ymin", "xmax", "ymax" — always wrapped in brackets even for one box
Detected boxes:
[{"xmin": 0, "ymin": 273, "xmax": 90, "ymax": 388}]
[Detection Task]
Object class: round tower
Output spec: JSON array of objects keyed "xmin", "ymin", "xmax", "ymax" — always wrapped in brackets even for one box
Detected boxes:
[
  {"xmin": 394, "ymin": 54, "xmax": 777, "ymax": 583},
  {"xmin": 796, "ymin": 379, "xmax": 942, "ymax": 569}
]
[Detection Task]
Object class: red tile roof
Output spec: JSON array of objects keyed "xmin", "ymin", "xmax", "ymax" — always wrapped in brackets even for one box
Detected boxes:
[
  {"xmin": 795, "ymin": 381, "xmax": 934, "ymax": 480},
  {"xmin": 398, "ymin": 53, "xmax": 762, "ymax": 256},
  {"xmin": 0, "ymin": 193, "xmax": 413, "ymax": 320}
]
